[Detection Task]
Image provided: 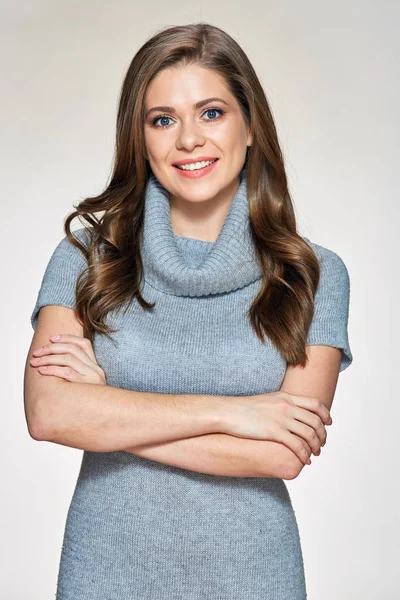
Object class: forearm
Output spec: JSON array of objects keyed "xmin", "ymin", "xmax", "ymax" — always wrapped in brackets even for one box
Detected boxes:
[
  {"xmin": 124, "ymin": 433, "xmax": 295, "ymax": 479},
  {"xmin": 36, "ymin": 380, "xmax": 222, "ymax": 452}
]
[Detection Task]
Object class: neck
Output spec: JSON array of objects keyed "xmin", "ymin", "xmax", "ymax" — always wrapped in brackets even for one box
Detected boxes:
[
  {"xmin": 141, "ymin": 167, "xmax": 263, "ymax": 297},
  {"xmin": 169, "ymin": 176, "xmax": 241, "ymax": 243}
]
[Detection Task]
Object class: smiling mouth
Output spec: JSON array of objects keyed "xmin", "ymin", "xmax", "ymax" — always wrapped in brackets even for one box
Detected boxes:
[{"xmin": 174, "ymin": 158, "xmax": 219, "ymax": 171}]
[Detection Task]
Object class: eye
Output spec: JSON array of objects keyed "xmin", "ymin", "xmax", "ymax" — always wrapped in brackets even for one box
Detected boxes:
[
  {"xmin": 151, "ymin": 107, "xmax": 225, "ymax": 129},
  {"xmin": 152, "ymin": 115, "xmax": 174, "ymax": 128},
  {"xmin": 203, "ymin": 108, "xmax": 225, "ymax": 121}
]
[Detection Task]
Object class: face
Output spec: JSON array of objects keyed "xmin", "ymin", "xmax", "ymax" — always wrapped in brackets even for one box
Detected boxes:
[{"xmin": 143, "ymin": 64, "xmax": 252, "ymax": 207}]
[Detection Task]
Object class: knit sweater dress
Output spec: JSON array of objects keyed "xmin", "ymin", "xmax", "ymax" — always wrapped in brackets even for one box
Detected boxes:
[{"xmin": 30, "ymin": 167, "xmax": 353, "ymax": 600}]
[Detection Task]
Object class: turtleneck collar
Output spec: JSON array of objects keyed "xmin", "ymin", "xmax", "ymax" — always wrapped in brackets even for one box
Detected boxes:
[{"xmin": 141, "ymin": 167, "xmax": 263, "ymax": 297}]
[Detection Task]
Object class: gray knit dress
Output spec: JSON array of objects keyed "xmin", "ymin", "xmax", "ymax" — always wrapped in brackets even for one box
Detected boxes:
[{"xmin": 31, "ymin": 167, "xmax": 353, "ymax": 599}]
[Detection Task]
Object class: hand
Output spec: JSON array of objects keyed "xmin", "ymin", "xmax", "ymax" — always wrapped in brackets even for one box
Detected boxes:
[
  {"xmin": 29, "ymin": 334, "xmax": 107, "ymax": 385},
  {"xmin": 220, "ymin": 391, "xmax": 331, "ymax": 465}
]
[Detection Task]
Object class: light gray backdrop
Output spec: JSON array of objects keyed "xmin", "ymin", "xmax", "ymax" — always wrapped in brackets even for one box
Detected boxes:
[{"xmin": 2, "ymin": 1, "xmax": 398, "ymax": 599}]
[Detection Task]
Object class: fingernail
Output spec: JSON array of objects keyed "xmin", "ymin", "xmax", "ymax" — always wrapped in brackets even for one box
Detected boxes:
[{"xmin": 50, "ymin": 335, "xmax": 61, "ymax": 340}]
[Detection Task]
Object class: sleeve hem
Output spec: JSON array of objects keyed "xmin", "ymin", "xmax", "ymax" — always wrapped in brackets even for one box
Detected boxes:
[
  {"xmin": 306, "ymin": 333, "xmax": 353, "ymax": 373},
  {"xmin": 30, "ymin": 301, "xmax": 77, "ymax": 331}
]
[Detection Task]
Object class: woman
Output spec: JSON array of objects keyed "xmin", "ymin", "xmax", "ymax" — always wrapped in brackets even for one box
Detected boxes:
[{"xmin": 25, "ymin": 22, "xmax": 353, "ymax": 599}]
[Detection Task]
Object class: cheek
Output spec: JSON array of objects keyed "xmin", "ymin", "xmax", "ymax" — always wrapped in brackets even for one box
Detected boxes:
[
  {"xmin": 145, "ymin": 132, "xmax": 171, "ymax": 160},
  {"xmin": 210, "ymin": 124, "xmax": 244, "ymax": 149}
]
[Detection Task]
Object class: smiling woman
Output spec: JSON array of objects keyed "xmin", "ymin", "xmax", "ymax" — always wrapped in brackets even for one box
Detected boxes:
[{"xmin": 26, "ymin": 21, "xmax": 353, "ymax": 600}]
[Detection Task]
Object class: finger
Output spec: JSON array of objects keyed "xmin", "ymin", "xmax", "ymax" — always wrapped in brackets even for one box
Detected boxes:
[
  {"xmin": 290, "ymin": 407, "xmax": 327, "ymax": 448},
  {"xmin": 49, "ymin": 334, "xmax": 97, "ymax": 362},
  {"xmin": 295, "ymin": 436, "xmax": 313, "ymax": 463},
  {"xmin": 280, "ymin": 432, "xmax": 312, "ymax": 465},
  {"xmin": 286, "ymin": 393, "xmax": 332, "ymax": 425},
  {"xmin": 302, "ymin": 439, "xmax": 313, "ymax": 456},
  {"xmin": 33, "ymin": 342, "xmax": 94, "ymax": 368},
  {"xmin": 286, "ymin": 419, "xmax": 323, "ymax": 455},
  {"xmin": 30, "ymin": 352, "xmax": 90, "ymax": 376},
  {"xmin": 36, "ymin": 364, "xmax": 81, "ymax": 382}
]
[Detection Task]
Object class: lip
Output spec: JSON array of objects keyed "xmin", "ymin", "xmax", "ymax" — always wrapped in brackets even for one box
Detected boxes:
[
  {"xmin": 172, "ymin": 156, "xmax": 218, "ymax": 166},
  {"xmin": 173, "ymin": 158, "xmax": 219, "ymax": 179}
]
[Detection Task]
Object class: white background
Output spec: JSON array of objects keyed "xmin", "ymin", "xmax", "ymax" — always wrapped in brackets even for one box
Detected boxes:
[{"xmin": 2, "ymin": 1, "xmax": 398, "ymax": 598}]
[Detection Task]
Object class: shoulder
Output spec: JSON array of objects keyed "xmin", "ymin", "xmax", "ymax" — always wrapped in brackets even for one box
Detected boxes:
[
  {"xmin": 301, "ymin": 235, "xmax": 350, "ymax": 288},
  {"xmin": 30, "ymin": 227, "xmax": 93, "ymax": 331},
  {"xmin": 54, "ymin": 226, "xmax": 91, "ymax": 254},
  {"xmin": 300, "ymin": 236, "xmax": 353, "ymax": 371},
  {"xmin": 46, "ymin": 226, "xmax": 92, "ymax": 267}
]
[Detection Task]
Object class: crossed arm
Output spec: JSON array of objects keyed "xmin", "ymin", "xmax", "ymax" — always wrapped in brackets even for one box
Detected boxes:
[
  {"xmin": 26, "ymin": 306, "xmax": 341, "ymax": 480},
  {"xmin": 123, "ymin": 344, "xmax": 341, "ymax": 480}
]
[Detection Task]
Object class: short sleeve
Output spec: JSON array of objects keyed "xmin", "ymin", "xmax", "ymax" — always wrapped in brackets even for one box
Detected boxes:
[
  {"xmin": 30, "ymin": 227, "xmax": 90, "ymax": 330},
  {"xmin": 303, "ymin": 237, "xmax": 353, "ymax": 372}
]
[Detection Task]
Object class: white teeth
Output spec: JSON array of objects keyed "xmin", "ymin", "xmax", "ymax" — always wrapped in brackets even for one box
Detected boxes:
[{"xmin": 177, "ymin": 159, "xmax": 216, "ymax": 171}]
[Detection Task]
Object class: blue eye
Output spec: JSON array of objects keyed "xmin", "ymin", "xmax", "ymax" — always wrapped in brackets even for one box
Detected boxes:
[
  {"xmin": 153, "ymin": 115, "xmax": 173, "ymax": 128},
  {"xmin": 203, "ymin": 108, "xmax": 224, "ymax": 121},
  {"xmin": 151, "ymin": 107, "xmax": 225, "ymax": 129}
]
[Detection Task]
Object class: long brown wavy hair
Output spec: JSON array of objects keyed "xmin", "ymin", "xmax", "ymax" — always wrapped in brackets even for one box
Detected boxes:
[{"xmin": 64, "ymin": 22, "xmax": 320, "ymax": 368}]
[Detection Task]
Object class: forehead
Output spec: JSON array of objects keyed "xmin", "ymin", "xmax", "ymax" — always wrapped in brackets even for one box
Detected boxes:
[{"xmin": 144, "ymin": 65, "xmax": 232, "ymax": 106}]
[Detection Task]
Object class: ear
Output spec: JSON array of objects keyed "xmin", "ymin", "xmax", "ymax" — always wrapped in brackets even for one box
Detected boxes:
[{"xmin": 246, "ymin": 128, "xmax": 253, "ymax": 148}]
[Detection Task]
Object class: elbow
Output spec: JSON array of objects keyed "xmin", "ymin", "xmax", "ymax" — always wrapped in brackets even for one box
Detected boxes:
[
  {"xmin": 280, "ymin": 460, "xmax": 305, "ymax": 480},
  {"xmin": 32, "ymin": 405, "xmax": 58, "ymax": 442},
  {"xmin": 27, "ymin": 419, "xmax": 48, "ymax": 442},
  {"xmin": 24, "ymin": 366, "xmax": 71, "ymax": 443},
  {"xmin": 272, "ymin": 447, "xmax": 308, "ymax": 481},
  {"xmin": 25, "ymin": 391, "xmax": 56, "ymax": 442}
]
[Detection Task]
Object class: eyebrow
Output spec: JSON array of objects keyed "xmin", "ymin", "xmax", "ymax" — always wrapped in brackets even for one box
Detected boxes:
[{"xmin": 145, "ymin": 97, "xmax": 229, "ymax": 119}]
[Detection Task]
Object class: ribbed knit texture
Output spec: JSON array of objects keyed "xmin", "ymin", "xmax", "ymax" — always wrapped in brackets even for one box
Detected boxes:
[
  {"xmin": 30, "ymin": 167, "xmax": 353, "ymax": 599},
  {"xmin": 141, "ymin": 168, "xmax": 263, "ymax": 296}
]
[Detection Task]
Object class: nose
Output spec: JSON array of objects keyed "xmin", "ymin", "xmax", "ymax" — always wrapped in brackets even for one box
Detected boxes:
[{"xmin": 176, "ymin": 118, "xmax": 206, "ymax": 151}]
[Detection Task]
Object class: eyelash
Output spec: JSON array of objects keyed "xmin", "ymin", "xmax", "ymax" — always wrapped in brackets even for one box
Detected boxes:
[{"xmin": 151, "ymin": 108, "xmax": 226, "ymax": 129}]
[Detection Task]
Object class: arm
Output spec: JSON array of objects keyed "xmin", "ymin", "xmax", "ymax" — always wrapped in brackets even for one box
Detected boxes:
[
  {"xmin": 24, "ymin": 305, "xmax": 310, "ymax": 480},
  {"xmin": 278, "ymin": 344, "xmax": 343, "ymax": 478},
  {"xmin": 124, "ymin": 434, "xmax": 289, "ymax": 478},
  {"xmin": 123, "ymin": 345, "xmax": 343, "ymax": 480},
  {"xmin": 24, "ymin": 306, "xmax": 222, "ymax": 451}
]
